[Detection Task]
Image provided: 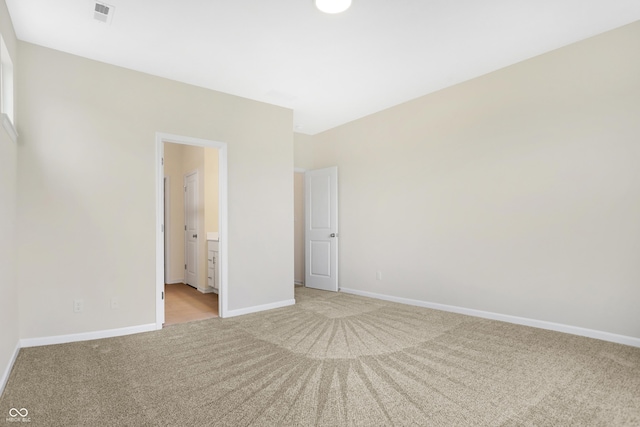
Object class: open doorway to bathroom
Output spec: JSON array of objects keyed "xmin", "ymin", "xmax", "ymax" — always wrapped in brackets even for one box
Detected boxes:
[
  {"xmin": 163, "ymin": 142, "xmax": 220, "ymax": 325},
  {"xmin": 156, "ymin": 133, "xmax": 228, "ymax": 329}
]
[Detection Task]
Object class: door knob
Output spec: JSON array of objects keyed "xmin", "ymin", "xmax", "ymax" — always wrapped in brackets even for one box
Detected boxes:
[
  {"xmin": 330, "ymin": 233, "xmax": 336, "ymax": 238},
  {"xmin": 193, "ymin": 234, "xmax": 197, "ymax": 238}
]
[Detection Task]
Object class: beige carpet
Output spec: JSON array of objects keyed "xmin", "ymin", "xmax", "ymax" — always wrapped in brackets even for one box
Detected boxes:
[{"xmin": 2, "ymin": 287, "xmax": 639, "ymax": 426}]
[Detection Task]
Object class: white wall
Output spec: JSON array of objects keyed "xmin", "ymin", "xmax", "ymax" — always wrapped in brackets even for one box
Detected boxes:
[
  {"xmin": 309, "ymin": 22, "xmax": 640, "ymax": 339},
  {"xmin": 0, "ymin": 0, "xmax": 18, "ymax": 392},
  {"xmin": 294, "ymin": 133, "xmax": 315, "ymax": 171},
  {"xmin": 204, "ymin": 147, "xmax": 219, "ymax": 236},
  {"xmin": 17, "ymin": 42, "xmax": 294, "ymax": 339}
]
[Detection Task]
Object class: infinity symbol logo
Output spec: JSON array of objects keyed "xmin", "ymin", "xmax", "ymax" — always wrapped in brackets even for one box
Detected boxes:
[{"xmin": 9, "ymin": 408, "xmax": 28, "ymax": 417}]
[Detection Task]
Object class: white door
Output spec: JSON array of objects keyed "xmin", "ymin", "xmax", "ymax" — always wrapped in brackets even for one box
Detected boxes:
[
  {"xmin": 305, "ymin": 167, "xmax": 338, "ymax": 292},
  {"xmin": 184, "ymin": 171, "xmax": 199, "ymax": 288}
]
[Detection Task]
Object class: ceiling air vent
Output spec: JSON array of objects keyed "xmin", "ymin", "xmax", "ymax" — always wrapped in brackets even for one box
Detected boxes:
[{"xmin": 93, "ymin": 1, "xmax": 114, "ymax": 24}]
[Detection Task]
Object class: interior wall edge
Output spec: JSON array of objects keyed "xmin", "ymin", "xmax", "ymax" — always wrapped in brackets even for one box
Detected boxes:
[{"xmin": 0, "ymin": 340, "xmax": 20, "ymax": 398}]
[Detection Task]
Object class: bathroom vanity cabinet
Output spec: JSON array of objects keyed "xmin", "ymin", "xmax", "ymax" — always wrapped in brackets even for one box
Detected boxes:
[{"xmin": 207, "ymin": 239, "xmax": 219, "ymax": 293}]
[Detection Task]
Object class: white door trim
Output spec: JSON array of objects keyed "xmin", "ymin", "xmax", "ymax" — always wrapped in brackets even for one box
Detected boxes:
[{"xmin": 156, "ymin": 132, "xmax": 229, "ymax": 328}]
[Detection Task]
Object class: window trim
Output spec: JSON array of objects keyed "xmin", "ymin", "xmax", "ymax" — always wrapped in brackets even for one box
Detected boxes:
[
  {"xmin": 2, "ymin": 113, "xmax": 17, "ymax": 143},
  {"xmin": 0, "ymin": 34, "xmax": 17, "ymax": 142}
]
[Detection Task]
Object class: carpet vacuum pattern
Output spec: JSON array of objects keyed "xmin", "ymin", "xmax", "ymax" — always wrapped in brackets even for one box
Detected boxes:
[{"xmin": 2, "ymin": 287, "xmax": 639, "ymax": 426}]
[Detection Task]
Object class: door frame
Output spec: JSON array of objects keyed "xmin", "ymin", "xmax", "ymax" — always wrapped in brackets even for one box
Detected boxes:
[{"xmin": 156, "ymin": 132, "xmax": 228, "ymax": 328}]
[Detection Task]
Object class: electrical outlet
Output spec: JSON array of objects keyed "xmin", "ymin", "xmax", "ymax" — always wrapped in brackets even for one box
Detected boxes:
[
  {"xmin": 73, "ymin": 299, "xmax": 84, "ymax": 313},
  {"xmin": 110, "ymin": 297, "xmax": 119, "ymax": 310},
  {"xmin": 376, "ymin": 271, "xmax": 382, "ymax": 281}
]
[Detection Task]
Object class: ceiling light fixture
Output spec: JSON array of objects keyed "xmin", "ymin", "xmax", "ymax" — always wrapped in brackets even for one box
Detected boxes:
[{"xmin": 315, "ymin": 0, "xmax": 352, "ymax": 14}]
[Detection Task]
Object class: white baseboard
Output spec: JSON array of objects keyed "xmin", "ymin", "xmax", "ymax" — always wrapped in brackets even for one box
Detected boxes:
[
  {"xmin": 20, "ymin": 324, "xmax": 157, "ymax": 348},
  {"xmin": 0, "ymin": 341, "xmax": 20, "ymax": 397},
  {"xmin": 165, "ymin": 279, "xmax": 184, "ymax": 285},
  {"xmin": 224, "ymin": 299, "xmax": 296, "ymax": 318},
  {"xmin": 294, "ymin": 281, "xmax": 304, "ymax": 286},
  {"xmin": 340, "ymin": 287, "xmax": 640, "ymax": 348}
]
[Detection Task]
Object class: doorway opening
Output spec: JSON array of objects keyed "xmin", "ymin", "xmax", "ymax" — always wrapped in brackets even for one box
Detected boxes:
[
  {"xmin": 156, "ymin": 133, "xmax": 228, "ymax": 329},
  {"xmin": 294, "ymin": 169, "xmax": 305, "ymax": 287}
]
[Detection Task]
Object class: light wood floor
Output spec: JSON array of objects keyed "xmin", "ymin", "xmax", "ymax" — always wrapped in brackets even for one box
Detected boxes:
[{"xmin": 164, "ymin": 283, "xmax": 218, "ymax": 327}]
